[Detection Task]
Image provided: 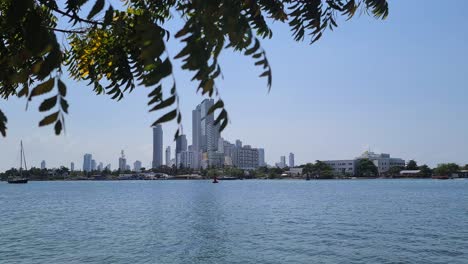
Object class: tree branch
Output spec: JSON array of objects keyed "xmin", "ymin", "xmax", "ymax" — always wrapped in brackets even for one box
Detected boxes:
[
  {"xmin": 39, "ymin": 1, "xmax": 104, "ymax": 26},
  {"xmin": 48, "ymin": 27, "xmax": 86, "ymax": 34}
]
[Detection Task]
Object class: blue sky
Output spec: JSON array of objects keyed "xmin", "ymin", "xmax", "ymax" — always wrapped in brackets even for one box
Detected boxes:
[{"xmin": 1, "ymin": 0, "xmax": 468, "ymax": 171}]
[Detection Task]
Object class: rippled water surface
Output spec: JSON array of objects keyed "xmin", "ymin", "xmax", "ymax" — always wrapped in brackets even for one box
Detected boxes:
[{"xmin": 1, "ymin": 180, "xmax": 468, "ymax": 263}]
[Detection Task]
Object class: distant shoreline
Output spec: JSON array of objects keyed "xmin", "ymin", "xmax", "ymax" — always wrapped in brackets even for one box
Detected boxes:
[{"xmin": 2, "ymin": 177, "xmax": 466, "ymax": 183}]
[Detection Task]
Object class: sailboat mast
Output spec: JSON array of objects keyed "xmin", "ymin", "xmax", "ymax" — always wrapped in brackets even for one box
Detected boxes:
[
  {"xmin": 20, "ymin": 141, "xmax": 23, "ymax": 177},
  {"xmin": 22, "ymin": 141, "xmax": 28, "ymax": 170}
]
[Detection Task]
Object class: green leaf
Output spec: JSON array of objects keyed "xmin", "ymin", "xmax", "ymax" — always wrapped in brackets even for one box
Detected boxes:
[
  {"xmin": 148, "ymin": 85, "xmax": 162, "ymax": 98},
  {"xmin": 149, "ymin": 95, "xmax": 176, "ymax": 112},
  {"xmin": 245, "ymin": 39, "xmax": 260, "ymax": 56},
  {"xmin": 259, "ymin": 71, "xmax": 269, "ymax": 77},
  {"xmin": 175, "ymin": 25, "xmax": 190, "ymax": 38},
  {"xmin": 39, "ymin": 96, "xmax": 57, "ymax": 112},
  {"xmin": 17, "ymin": 84, "xmax": 29, "ymax": 98},
  {"xmin": 54, "ymin": 120, "xmax": 62, "ymax": 135},
  {"xmin": 214, "ymin": 109, "xmax": 227, "ymax": 126},
  {"xmin": 143, "ymin": 59, "xmax": 172, "ymax": 86},
  {"xmin": 201, "ymin": 79, "xmax": 214, "ymax": 96},
  {"xmin": 214, "ymin": 109, "xmax": 229, "ymax": 132},
  {"xmin": 311, "ymin": 32, "xmax": 323, "ymax": 44},
  {"xmin": 60, "ymin": 98, "xmax": 69, "ymax": 113},
  {"xmin": 0, "ymin": 109, "xmax": 7, "ymax": 137},
  {"xmin": 30, "ymin": 78, "xmax": 54, "ymax": 99},
  {"xmin": 103, "ymin": 5, "xmax": 114, "ymax": 27},
  {"xmin": 207, "ymin": 100, "xmax": 224, "ymax": 115},
  {"xmin": 260, "ymin": 70, "xmax": 272, "ymax": 89},
  {"xmin": 87, "ymin": 0, "xmax": 105, "ymax": 19},
  {"xmin": 252, "ymin": 53, "xmax": 262, "ymax": 59},
  {"xmin": 173, "ymin": 128, "xmax": 180, "ymax": 141},
  {"xmin": 66, "ymin": 0, "xmax": 89, "ymax": 11},
  {"xmin": 11, "ymin": 70, "xmax": 29, "ymax": 84},
  {"xmin": 255, "ymin": 59, "xmax": 267, "ymax": 66},
  {"xmin": 177, "ymin": 112, "xmax": 182, "ymax": 124},
  {"xmin": 152, "ymin": 109, "xmax": 177, "ymax": 126},
  {"xmin": 39, "ymin": 111, "xmax": 59, "ymax": 127},
  {"xmin": 219, "ymin": 115, "xmax": 228, "ymax": 132},
  {"xmin": 58, "ymin": 79, "xmax": 66, "ymax": 96}
]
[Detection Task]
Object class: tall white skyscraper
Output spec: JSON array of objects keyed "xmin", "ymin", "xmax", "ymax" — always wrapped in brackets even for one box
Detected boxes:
[
  {"xmin": 119, "ymin": 150, "xmax": 127, "ymax": 171},
  {"xmin": 192, "ymin": 106, "xmax": 201, "ymax": 169},
  {"xmin": 202, "ymin": 99, "xmax": 220, "ymax": 152},
  {"xmin": 70, "ymin": 162, "xmax": 75, "ymax": 171},
  {"xmin": 176, "ymin": 134, "xmax": 188, "ymax": 154},
  {"xmin": 258, "ymin": 148, "xmax": 265, "ymax": 167},
  {"xmin": 217, "ymin": 137, "xmax": 224, "ymax": 153},
  {"xmin": 40, "ymin": 160, "xmax": 46, "ymax": 170},
  {"xmin": 192, "ymin": 99, "xmax": 221, "ymax": 168},
  {"xmin": 134, "ymin": 160, "xmax": 142, "ymax": 172},
  {"xmin": 289, "ymin": 153, "xmax": 295, "ymax": 167},
  {"xmin": 152, "ymin": 125, "xmax": 163, "ymax": 168},
  {"xmin": 165, "ymin": 146, "xmax": 171, "ymax": 166},
  {"xmin": 278, "ymin": 156, "xmax": 286, "ymax": 168},
  {"xmin": 83, "ymin": 154, "xmax": 92, "ymax": 172},
  {"xmin": 91, "ymin": 159, "xmax": 97, "ymax": 171},
  {"xmin": 192, "ymin": 106, "xmax": 201, "ymax": 151},
  {"xmin": 98, "ymin": 162, "xmax": 103, "ymax": 171},
  {"xmin": 176, "ymin": 135, "xmax": 188, "ymax": 167}
]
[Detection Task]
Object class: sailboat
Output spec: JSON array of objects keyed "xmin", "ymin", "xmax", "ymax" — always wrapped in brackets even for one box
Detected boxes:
[{"xmin": 8, "ymin": 141, "xmax": 29, "ymax": 184}]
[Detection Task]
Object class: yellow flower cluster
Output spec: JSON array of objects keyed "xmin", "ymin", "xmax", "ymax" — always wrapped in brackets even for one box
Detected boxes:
[{"xmin": 73, "ymin": 30, "xmax": 112, "ymax": 80}]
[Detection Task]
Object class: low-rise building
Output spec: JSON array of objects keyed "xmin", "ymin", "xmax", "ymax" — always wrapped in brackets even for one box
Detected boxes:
[
  {"xmin": 177, "ymin": 151, "xmax": 196, "ymax": 169},
  {"xmin": 457, "ymin": 170, "xmax": 468, "ymax": 178},
  {"xmin": 358, "ymin": 151, "xmax": 405, "ymax": 174},
  {"xmin": 323, "ymin": 151, "xmax": 405, "ymax": 176},
  {"xmin": 236, "ymin": 145, "xmax": 259, "ymax": 170},
  {"xmin": 286, "ymin": 167, "xmax": 303, "ymax": 176},
  {"xmin": 324, "ymin": 160, "xmax": 356, "ymax": 175},
  {"xmin": 400, "ymin": 170, "xmax": 421, "ymax": 177},
  {"xmin": 208, "ymin": 151, "xmax": 225, "ymax": 168}
]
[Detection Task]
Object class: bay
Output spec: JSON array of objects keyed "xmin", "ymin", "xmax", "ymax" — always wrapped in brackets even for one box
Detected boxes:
[{"xmin": 1, "ymin": 179, "xmax": 467, "ymax": 264}]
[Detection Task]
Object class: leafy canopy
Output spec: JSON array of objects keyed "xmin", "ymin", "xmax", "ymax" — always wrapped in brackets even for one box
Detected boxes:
[
  {"xmin": 303, "ymin": 160, "xmax": 333, "ymax": 178},
  {"xmin": 0, "ymin": 0, "xmax": 389, "ymax": 138},
  {"xmin": 434, "ymin": 163, "xmax": 459, "ymax": 176},
  {"xmin": 418, "ymin": 164, "xmax": 432, "ymax": 178},
  {"xmin": 406, "ymin": 160, "xmax": 418, "ymax": 170},
  {"xmin": 356, "ymin": 158, "xmax": 378, "ymax": 177}
]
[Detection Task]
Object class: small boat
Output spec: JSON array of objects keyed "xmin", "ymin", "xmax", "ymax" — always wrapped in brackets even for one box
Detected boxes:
[
  {"xmin": 8, "ymin": 141, "xmax": 29, "ymax": 184},
  {"xmin": 212, "ymin": 176, "xmax": 219, "ymax": 183},
  {"xmin": 432, "ymin": 175, "xmax": 451, "ymax": 180},
  {"xmin": 8, "ymin": 178, "xmax": 28, "ymax": 184},
  {"xmin": 218, "ymin": 176, "xmax": 239, "ymax": 180}
]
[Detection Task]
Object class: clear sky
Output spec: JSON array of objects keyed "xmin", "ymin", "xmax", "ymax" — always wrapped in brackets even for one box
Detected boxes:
[{"xmin": 1, "ymin": 0, "xmax": 468, "ymax": 171}]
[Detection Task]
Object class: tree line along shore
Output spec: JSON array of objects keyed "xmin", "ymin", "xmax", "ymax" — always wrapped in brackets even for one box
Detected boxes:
[{"xmin": 1, "ymin": 159, "xmax": 467, "ymax": 181}]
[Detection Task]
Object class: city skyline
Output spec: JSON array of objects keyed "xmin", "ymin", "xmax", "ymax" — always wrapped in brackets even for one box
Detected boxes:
[
  {"xmin": 1, "ymin": 96, "xmax": 461, "ymax": 173},
  {"xmin": 2, "ymin": 112, "xmax": 466, "ymax": 171},
  {"xmin": 1, "ymin": 1, "xmax": 468, "ymax": 171}
]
